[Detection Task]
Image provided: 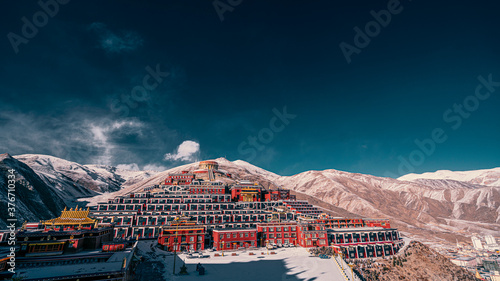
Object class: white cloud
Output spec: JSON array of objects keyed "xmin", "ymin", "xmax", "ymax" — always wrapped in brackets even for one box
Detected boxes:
[
  {"xmin": 88, "ymin": 120, "xmax": 145, "ymax": 165},
  {"xmin": 116, "ymin": 163, "xmax": 140, "ymax": 171},
  {"xmin": 117, "ymin": 163, "xmax": 165, "ymax": 172},
  {"xmin": 164, "ymin": 140, "xmax": 200, "ymax": 162},
  {"xmin": 88, "ymin": 22, "xmax": 143, "ymax": 54}
]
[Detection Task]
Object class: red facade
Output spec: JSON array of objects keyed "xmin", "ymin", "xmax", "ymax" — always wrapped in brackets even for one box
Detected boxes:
[
  {"xmin": 257, "ymin": 222, "xmax": 298, "ymax": 246},
  {"xmin": 213, "ymin": 228, "xmax": 257, "ymax": 250},
  {"xmin": 102, "ymin": 242, "xmax": 126, "ymax": 252},
  {"xmin": 164, "ymin": 172, "xmax": 195, "ymax": 185},
  {"xmin": 264, "ymin": 189, "xmax": 292, "ymax": 201},
  {"xmin": 158, "ymin": 221, "xmax": 206, "ymax": 251},
  {"xmin": 297, "ymin": 223, "xmax": 328, "ymax": 248}
]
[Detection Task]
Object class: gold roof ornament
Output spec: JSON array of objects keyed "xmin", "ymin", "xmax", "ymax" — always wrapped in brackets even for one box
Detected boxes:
[{"xmin": 42, "ymin": 206, "xmax": 95, "ymax": 226}]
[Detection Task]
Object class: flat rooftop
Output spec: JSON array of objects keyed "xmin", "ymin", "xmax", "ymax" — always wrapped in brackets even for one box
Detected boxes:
[
  {"xmin": 15, "ymin": 248, "xmax": 135, "ymax": 280},
  {"xmin": 327, "ymin": 227, "xmax": 394, "ymax": 232}
]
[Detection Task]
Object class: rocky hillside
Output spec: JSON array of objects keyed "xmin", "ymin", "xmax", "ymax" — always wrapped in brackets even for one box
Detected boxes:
[
  {"xmin": 82, "ymin": 157, "xmax": 281, "ymax": 203},
  {"xmin": 0, "ymin": 154, "xmax": 66, "ymax": 228},
  {"xmin": 399, "ymin": 167, "xmax": 500, "ymax": 187},
  {"xmin": 352, "ymin": 241, "xmax": 479, "ymax": 281},
  {"xmin": 3, "ymin": 154, "xmax": 499, "ymax": 246},
  {"xmin": 272, "ymin": 169, "xmax": 500, "ymax": 244},
  {"xmin": 0, "ymin": 154, "xmax": 157, "ymax": 227},
  {"xmin": 15, "ymin": 154, "xmax": 156, "ymax": 194},
  {"xmin": 79, "ymin": 157, "xmax": 500, "ymax": 245}
]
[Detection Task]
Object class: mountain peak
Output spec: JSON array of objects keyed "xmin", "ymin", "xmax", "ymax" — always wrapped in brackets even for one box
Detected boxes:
[
  {"xmin": 398, "ymin": 167, "xmax": 500, "ymax": 187},
  {"xmin": 0, "ymin": 153, "xmax": 13, "ymax": 161}
]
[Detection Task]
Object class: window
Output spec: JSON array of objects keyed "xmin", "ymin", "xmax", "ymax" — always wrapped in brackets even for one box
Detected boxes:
[
  {"xmin": 233, "ymin": 233, "xmax": 237, "ymax": 238},
  {"xmin": 190, "ymin": 237, "xmax": 194, "ymax": 242},
  {"xmin": 291, "ymin": 227, "xmax": 296, "ymax": 231},
  {"xmin": 245, "ymin": 232, "xmax": 249, "ymax": 237},
  {"xmin": 240, "ymin": 233, "xmax": 243, "ymax": 238},
  {"xmin": 269, "ymin": 227, "xmax": 274, "ymax": 232},
  {"xmin": 227, "ymin": 233, "xmax": 230, "ymax": 238},
  {"xmin": 276, "ymin": 227, "xmax": 281, "ymax": 232},
  {"xmin": 284, "ymin": 227, "xmax": 288, "ymax": 231}
]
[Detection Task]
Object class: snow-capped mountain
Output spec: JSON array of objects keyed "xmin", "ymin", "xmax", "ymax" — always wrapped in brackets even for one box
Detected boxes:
[
  {"xmin": 91, "ymin": 157, "xmax": 280, "ymax": 198},
  {"xmin": 0, "ymin": 154, "xmax": 66, "ymax": 228},
  {"xmin": 4, "ymin": 153, "xmax": 500, "ymax": 245},
  {"xmin": 399, "ymin": 167, "xmax": 500, "ymax": 187},
  {"xmin": 80, "ymin": 158, "xmax": 500, "ymax": 243},
  {"xmin": 15, "ymin": 154, "xmax": 157, "ymax": 193},
  {"xmin": 273, "ymin": 169, "xmax": 500, "ymax": 243},
  {"xmin": 0, "ymin": 154, "xmax": 157, "ymax": 227},
  {"xmin": 13, "ymin": 154, "xmax": 157, "ymax": 205}
]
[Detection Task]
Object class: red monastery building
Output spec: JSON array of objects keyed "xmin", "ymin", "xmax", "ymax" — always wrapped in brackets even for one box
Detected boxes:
[
  {"xmin": 230, "ymin": 181, "xmax": 264, "ymax": 202},
  {"xmin": 164, "ymin": 171, "xmax": 195, "ymax": 185},
  {"xmin": 16, "ymin": 207, "xmax": 114, "ymax": 257},
  {"xmin": 158, "ymin": 218, "xmax": 206, "ymax": 251},
  {"xmin": 83, "ymin": 159, "xmax": 404, "ymax": 259},
  {"xmin": 257, "ymin": 222, "xmax": 298, "ymax": 247},
  {"xmin": 213, "ymin": 228, "xmax": 257, "ymax": 250}
]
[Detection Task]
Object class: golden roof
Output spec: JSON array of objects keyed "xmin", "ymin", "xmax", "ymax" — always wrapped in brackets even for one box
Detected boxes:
[{"xmin": 43, "ymin": 206, "xmax": 95, "ymax": 226}]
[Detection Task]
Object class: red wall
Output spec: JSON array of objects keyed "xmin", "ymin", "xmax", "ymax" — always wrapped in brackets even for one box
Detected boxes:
[{"xmin": 213, "ymin": 229, "xmax": 257, "ymax": 250}]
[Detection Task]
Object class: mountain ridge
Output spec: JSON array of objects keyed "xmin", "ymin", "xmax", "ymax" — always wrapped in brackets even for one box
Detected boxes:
[{"xmin": 4, "ymin": 153, "xmax": 499, "ymax": 246}]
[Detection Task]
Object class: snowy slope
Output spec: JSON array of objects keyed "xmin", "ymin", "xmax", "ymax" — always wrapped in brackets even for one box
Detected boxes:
[
  {"xmin": 14, "ymin": 154, "xmax": 156, "ymax": 202},
  {"xmin": 80, "ymin": 157, "xmax": 500, "ymax": 243},
  {"xmin": 399, "ymin": 167, "xmax": 500, "ymax": 187},
  {"xmin": 84, "ymin": 158, "xmax": 280, "ymax": 202},
  {"xmin": 274, "ymin": 169, "xmax": 500, "ymax": 237},
  {"xmin": 0, "ymin": 153, "xmax": 66, "ymax": 228},
  {"xmin": 6, "ymin": 153, "xmax": 500, "ymax": 244}
]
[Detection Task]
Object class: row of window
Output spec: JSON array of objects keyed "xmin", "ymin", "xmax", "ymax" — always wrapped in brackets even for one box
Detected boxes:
[
  {"xmin": 301, "ymin": 233, "xmax": 327, "ymax": 239},
  {"xmin": 28, "ymin": 244, "xmax": 63, "ymax": 253},
  {"xmin": 262, "ymin": 226, "xmax": 297, "ymax": 232},
  {"xmin": 266, "ymin": 239, "xmax": 296, "ymax": 245},
  {"xmin": 219, "ymin": 241, "xmax": 255, "ymax": 248},
  {"xmin": 265, "ymin": 233, "xmax": 296, "ymax": 238},
  {"xmin": 221, "ymin": 232, "xmax": 255, "ymax": 239},
  {"xmin": 170, "ymin": 236, "xmax": 204, "ymax": 242}
]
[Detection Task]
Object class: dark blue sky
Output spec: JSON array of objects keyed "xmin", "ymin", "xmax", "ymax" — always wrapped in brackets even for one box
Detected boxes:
[{"xmin": 1, "ymin": 0, "xmax": 499, "ymax": 177}]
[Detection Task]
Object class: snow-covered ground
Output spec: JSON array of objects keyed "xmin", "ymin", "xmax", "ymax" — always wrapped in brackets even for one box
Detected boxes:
[{"xmin": 134, "ymin": 241, "xmax": 348, "ymax": 281}]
